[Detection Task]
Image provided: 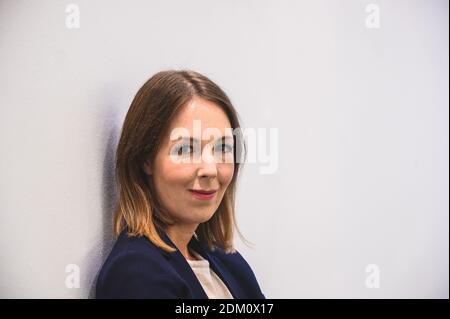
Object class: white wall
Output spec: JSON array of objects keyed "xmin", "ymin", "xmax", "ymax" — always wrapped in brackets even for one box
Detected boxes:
[{"xmin": 0, "ymin": 0, "xmax": 448, "ymax": 298}]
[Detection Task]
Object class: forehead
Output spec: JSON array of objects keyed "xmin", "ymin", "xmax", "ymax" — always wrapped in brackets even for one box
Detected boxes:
[{"xmin": 168, "ymin": 97, "xmax": 232, "ymax": 135}]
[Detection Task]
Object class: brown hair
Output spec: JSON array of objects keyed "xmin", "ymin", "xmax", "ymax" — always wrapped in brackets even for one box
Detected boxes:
[{"xmin": 113, "ymin": 70, "xmax": 248, "ymax": 253}]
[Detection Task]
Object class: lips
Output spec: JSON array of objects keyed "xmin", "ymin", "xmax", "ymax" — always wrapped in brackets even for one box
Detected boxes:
[
  {"xmin": 189, "ymin": 189, "xmax": 218, "ymax": 200},
  {"xmin": 189, "ymin": 189, "xmax": 218, "ymax": 194}
]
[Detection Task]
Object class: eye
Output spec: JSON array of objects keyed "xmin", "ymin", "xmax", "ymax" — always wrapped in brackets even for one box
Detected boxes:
[
  {"xmin": 215, "ymin": 143, "xmax": 233, "ymax": 154},
  {"xmin": 174, "ymin": 144, "xmax": 193, "ymax": 156}
]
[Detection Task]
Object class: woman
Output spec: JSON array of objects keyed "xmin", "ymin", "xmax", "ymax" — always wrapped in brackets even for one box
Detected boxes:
[{"xmin": 96, "ymin": 70, "xmax": 265, "ymax": 299}]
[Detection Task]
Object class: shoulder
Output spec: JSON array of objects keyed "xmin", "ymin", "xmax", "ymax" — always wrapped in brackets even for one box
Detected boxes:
[
  {"xmin": 209, "ymin": 247, "xmax": 254, "ymax": 274},
  {"xmin": 95, "ymin": 231, "xmax": 185, "ymax": 299},
  {"xmin": 208, "ymin": 247, "xmax": 266, "ymax": 299}
]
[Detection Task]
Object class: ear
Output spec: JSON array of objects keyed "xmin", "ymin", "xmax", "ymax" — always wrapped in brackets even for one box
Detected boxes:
[{"xmin": 143, "ymin": 159, "xmax": 153, "ymax": 175}]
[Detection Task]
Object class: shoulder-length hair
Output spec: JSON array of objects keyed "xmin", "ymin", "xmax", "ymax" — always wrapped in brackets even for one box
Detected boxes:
[{"xmin": 114, "ymin": 70, "xmax": 248, "ymax": 253}]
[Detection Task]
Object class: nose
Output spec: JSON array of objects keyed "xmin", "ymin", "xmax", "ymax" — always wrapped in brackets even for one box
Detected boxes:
[{"xmin": 197, "ymin": 161, "xmax": 218, "ymax": 179}]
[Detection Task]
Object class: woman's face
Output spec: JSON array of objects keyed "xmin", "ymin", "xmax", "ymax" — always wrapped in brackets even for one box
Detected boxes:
[{"xmin": 143, "ymin": 97, "xmax": 235, "ymax": 226}]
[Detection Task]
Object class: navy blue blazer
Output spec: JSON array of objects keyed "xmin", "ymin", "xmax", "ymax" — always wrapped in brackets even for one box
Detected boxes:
[{"xmin": 96, "ymin": 229, "xmax": 265, "ymax": 299}]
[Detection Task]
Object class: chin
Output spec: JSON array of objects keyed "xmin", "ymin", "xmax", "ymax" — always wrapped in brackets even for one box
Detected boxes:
[{"xmin": 194, "ymin": 211, "xmax": 216, "ymax": 223}]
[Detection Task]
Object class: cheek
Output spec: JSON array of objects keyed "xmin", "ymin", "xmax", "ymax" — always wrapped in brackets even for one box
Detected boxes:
[
  {"xmin": 218, "ymin": 164, "xmax": 235, "ymax": 187},
  {"xmin": 152, "ymin": 156, "xmax": 192, "ymax": 198},
  {"xmin": 158, "ymin": 159, "xmax": 194, "ymax": 188}
]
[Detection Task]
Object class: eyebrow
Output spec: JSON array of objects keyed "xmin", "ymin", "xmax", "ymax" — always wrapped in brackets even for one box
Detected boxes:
[{"xmin": 170, "ymin": 136, "xmax": 234, "ymax": 145}]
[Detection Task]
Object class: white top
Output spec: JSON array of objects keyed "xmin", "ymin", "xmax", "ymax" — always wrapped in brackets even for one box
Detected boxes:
[{"xmin": 186, "ymin": 250, "xmax": 234, "ymax": 299}]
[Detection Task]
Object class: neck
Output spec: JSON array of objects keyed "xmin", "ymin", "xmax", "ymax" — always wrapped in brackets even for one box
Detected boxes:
[{"xmin": 165, "ymin": 223, "xmax": 198, "ymax": 260}]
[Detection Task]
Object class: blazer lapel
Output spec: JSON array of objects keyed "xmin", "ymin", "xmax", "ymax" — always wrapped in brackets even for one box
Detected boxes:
[
  {"xmin": 188, "ymin": 236, "xmax": 241, "ymax": 299},
  {"xmin": 158, "ymin": 231, "xmax": 208, "ymax": 299}
]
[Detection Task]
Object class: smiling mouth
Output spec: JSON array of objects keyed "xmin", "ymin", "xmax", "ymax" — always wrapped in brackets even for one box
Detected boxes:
[
  {"xmin": 188, "ymin": 189, "xmax": 218, "ymax": 200},
  {"xmin": 189, "ymin": 189, "xmax": 218, "ymax": 194}
]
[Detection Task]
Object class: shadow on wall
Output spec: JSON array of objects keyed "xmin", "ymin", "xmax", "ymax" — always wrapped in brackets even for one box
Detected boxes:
[{"xmin": 85, "ymin": 86, "xmax": 123, "ymax": 299}]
